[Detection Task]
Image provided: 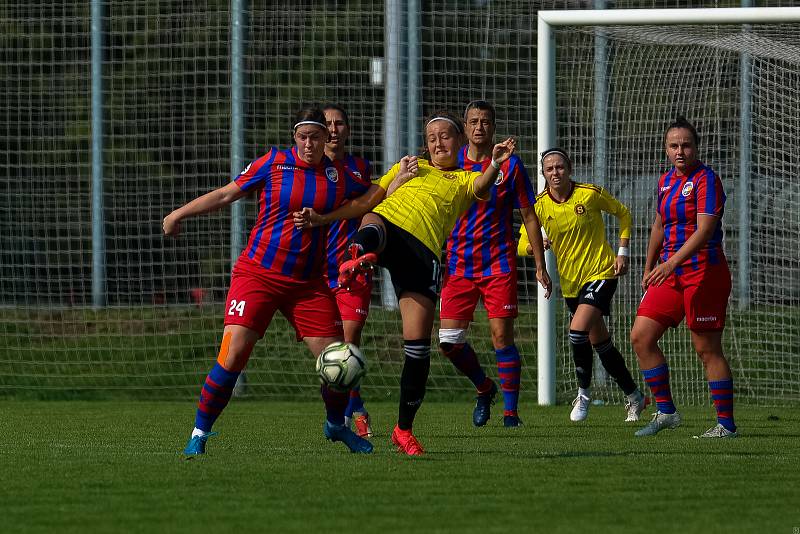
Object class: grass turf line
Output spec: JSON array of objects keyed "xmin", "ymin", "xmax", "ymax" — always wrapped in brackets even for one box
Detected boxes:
[{"xmin": 1, "ymin": 400, "xmax": 798, "ymax": 534}]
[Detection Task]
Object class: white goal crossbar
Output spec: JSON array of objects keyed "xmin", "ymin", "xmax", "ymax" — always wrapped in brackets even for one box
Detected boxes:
[{"xmin": 536, "ymin": 7, "xmax": 800, "ymax": 405}]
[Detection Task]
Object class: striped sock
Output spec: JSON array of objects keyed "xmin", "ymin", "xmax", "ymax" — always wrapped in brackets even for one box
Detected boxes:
[
  {"xmin": 195, "ymin": 363, "xmax": 240, "ymax": 432},
  {"xmin": 709, "ymin": 379, "xmax": 736, "ymax": 432},
  {"xmin": 569, "ymin": 329, "xmax": 593, "ymax": 389},
  {"xmin": 495, "ymin": 345, "xmax": 521, "ymax": 416},
  {"xmin": 441, "ymin": 342, "xmax": 491, "ymax": 393},
  {"xmin": 642, "ymin": 363, "xmax": 676, "ymax": 414},
  {"xmin": 398, "ymin": 339, "xmax": 431, "ymax": 430},
  {"xmin": 345, "ymin": 386, "xmax": 365, "ymax": 418},
  {"xmin": 320, "ymin": 384, "xmax": 349, "ymax": 426}
]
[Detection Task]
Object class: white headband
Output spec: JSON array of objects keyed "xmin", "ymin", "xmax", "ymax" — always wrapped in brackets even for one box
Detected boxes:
[
  {"xmin": 426, "ymin": 116, "xmax": 461, "ymax": 131},
  {"xmin": 294, "ymin": 120, "xmax": 327, "ymax": 131}
]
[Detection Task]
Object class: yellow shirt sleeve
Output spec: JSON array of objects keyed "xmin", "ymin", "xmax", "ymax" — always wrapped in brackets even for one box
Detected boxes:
[
  {"xmin": 518, "ymin": 226, "xmax": 531, "ymax": 257},
  {"xmin": 377, "ymin": 162, "xmax": 401, "ymax": 190},
  {"xmin": 597, "ymin": 187, "xmax": 632, "ymax": 240}
]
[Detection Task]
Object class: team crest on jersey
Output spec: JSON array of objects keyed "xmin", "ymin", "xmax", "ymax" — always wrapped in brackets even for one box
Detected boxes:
[
  {"xmin": 442, "ymin": 172, "xmax": 457, "ymax": 181},
  {"xmin": 574, "ymin": 204, "xmax": 586, "ymax": 216},
  {"xmin": 325, "ymin": 167, "xmax": 339, "ymax": 183},
  {"xmin": 494, "ymin": 170, "xmax": 505, "ymax": 185},
  {"xmin": 681, "ymin": 181, "xmax": 694, "ymax": 197}
]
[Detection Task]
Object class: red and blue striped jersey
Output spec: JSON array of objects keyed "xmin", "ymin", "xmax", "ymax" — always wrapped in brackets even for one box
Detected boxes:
[
  {"xmin": 657, "ymin": 162, "xmax": 726, "ymax": 274},
  {"xmin": 324, "ymin": 154, "xmax": 373, "ymax": 288},
  {"xmin": 444, "ymin": 147, "xmax": 536, "ymax": 277},
  {"xmin": 234, "ymin": 146, "xmax": 349, "ymax": 280}
]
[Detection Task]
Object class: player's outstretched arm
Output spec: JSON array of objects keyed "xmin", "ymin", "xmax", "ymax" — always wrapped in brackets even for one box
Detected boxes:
[
  {"xmin": 292, "ymin": 183, "xmax": 386, "ymax": 229},
  {"xmin": 474, "ymin": 138, "xmax": 516, "ymax": 198},
  {"xmin": 385, "ymin": 155, "xmax": 419, "ymax": 196},
  {"xmin": 163, "ymin": 181, "xmax": 246, "ymax": 237}
]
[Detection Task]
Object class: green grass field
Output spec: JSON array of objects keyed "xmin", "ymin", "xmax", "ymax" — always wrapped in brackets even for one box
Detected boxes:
[{"xmin": 3, "ymin": 400, "xmax": 798, "ymax": 533}]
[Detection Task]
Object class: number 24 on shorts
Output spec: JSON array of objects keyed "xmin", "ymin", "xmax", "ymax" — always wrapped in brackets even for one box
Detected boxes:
[{"xmin": 227, "ymin": 299, "xmax": 246, "ymax": 316}]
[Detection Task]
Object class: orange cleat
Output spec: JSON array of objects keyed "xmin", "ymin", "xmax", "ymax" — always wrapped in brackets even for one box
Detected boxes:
[
  {"xmin": 337, "ymin": 252, "xmax": 378, "ymax": 290},
  {"xmin": 353, "ymin": 412, "xmax": 374, "ymax": 438},
  {"xmin": 391, "ymin": 425, "xmax": 425, "ymax": 456}
]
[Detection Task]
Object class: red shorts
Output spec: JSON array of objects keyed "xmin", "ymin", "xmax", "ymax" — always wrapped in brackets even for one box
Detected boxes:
[
  {"xmin": 439, "ymin": 271, "xmax": 518, "ymax": 321},
  {"xmin": 331, "ymin": 277, "xmax": 372, "ymax": 324},
  {"xmin": 637, "ymin": 259, "xmax": 731, "ymax": 331},
  {"xmin": 224, "ymin": 257, "xmax": 343, "ymax": 340}
]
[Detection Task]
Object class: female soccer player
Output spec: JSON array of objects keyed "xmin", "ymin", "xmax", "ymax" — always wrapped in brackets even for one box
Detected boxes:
[
  {"xmin": 321, "ymin": 104, "xmax": 377, "ymax": 438},
  {"xmin": 518, "ymin": 148, "xmax": 646, "ymax": 423},
  {"xmin": 163, "ymin": 105, "xmax": 374, "ymax": 457},
  {"xmin": 294, "ymin": 110, "xmax": 517, "ymax": 455},
  {"xmin": 440, "ymin": 100, "xmax": 551, "ymax": 428},
  {"xmin": 631, "ymin": 116, "xmax": 737, "ymax": 438}
]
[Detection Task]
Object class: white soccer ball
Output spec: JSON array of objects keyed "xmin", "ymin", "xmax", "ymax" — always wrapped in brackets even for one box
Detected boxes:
[{"xmin": 315, "ymin": 341, "xmax": 367, "ymax": 391}]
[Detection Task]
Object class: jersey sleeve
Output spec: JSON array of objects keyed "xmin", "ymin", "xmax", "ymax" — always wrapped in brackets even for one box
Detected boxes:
[
  {"xmin": 465, "ymin": 169, "xmax": 488, "ymax": 200},
  {"xmin": 376, "ymin": 161, "xmax": 401, "ymax": 191},
  {"xmin": 234, "ymin": 148, "xmax": 275, "ymax": 191},
  {"xmin": 510, "ymin": 158, "xmax": 536, "ymax": 209},
  {"xmin": 517, "ymin": 225, "xmax": 531, "ymax": 257},
  {"xmin": 597, "ymin": 187, "xmax": 632, "ymax": 240},
  {"xmin": 695, "ymin": 169, "xmax": 725, "ymax": 217}
]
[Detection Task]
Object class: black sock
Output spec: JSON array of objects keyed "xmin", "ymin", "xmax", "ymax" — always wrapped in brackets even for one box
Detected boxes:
[
  {"xmin": 569, "ymin": 329, "xmax": 593, "ymax": 390},
  {"xmin": 594, "ymin": 337, "xmax": 637, "ymax": 395},
  {"xmin": 398, "ymin": 339, "xmax": 431, "ymax": 430},
  {"xmin": 350, "ymin": 223, "xmax": 386, "ymax": 255}
]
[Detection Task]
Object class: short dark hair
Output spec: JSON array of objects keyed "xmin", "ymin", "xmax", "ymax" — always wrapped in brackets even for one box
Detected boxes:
[
  {"xmin": 665, "ymin": 115, "xmax": 700, "ymax": 145},
  {"xmin": 293, "ymin": 104, "xmax": 327, "ymax": 130},
  {"xmin": 322, "ymin": 103, "xmax": 349, "ymax": 126},
  {"xmin": 463, "ymin": 100, "xmax": 496, "ymax": 124},
  {"xmin": 540, "ymin": 147, "xmax": 572, "ymax": 173}
]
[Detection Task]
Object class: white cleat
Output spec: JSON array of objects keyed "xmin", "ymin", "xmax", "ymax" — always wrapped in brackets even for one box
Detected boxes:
[
  {"xmin": 694, "ymin": 423, "xmax": 738, "ymax": 439},
  {"xmin": 624, "ymin": 391, "xmax": 647, "ymax": 422},
  {"xmin": 570, "ymin": 394, "xmax": 591, "ymax": 422},
  {"xmin": 635, "ymin": 410, "xmax": 682, "ymax": 437}
]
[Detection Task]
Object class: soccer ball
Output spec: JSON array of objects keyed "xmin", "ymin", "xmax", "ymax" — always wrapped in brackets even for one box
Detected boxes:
[{"xmin": 315, "ymin": 341, "xmax": 367, "ymax": 391}]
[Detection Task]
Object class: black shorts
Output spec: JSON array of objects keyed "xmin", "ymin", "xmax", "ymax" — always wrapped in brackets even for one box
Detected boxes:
[
  {"xmin": 376, "ymin": 215, "xmax": 441, "ymax": 303},
  {"xmin": 564, "ymin": 278, "xmax": 618, "ymax": 317}
]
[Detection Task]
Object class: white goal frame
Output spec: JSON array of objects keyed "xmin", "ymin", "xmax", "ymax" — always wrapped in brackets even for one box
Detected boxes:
[{"xmin": 536, "ymin": 6, "xmax": 800, "ymax": 405}]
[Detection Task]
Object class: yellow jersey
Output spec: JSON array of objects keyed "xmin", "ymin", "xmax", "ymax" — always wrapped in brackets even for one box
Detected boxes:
[
  {"xmin": 518, "ymin": 181, "xmax": 631, "ymax": 298},
  {"xmin": 374, "ymin": 159, "xmax": 486, "ymax": 255}
]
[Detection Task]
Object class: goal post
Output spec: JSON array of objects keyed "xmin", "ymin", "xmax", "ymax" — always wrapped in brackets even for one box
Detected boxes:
[{"xmin": 536, "ymin": 7, "xmax": 800, "ymax": 405}]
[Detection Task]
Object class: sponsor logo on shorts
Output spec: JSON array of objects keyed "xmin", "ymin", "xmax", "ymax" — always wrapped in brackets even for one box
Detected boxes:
[
  {"xmin": 695, "ymin": 315, "xmax": 718, "ymax": 322},
  {"xmin": 574, "ymin": 204, "xmax": 586, "ymax": 216},
  {"xmin": 585, "ymin": 293, "xmax": 595, "ymax": 300},
  {"xmin": 503, "ymin": 304, "xmax": 516, "ymax": 310},
  {"xmin": 682, "ymin": 181, "xmax": 694, "ymax": 197},
  {"xmin": 355, "ymin": 308, "xmax": 368, "ymax": 315},
  {"xmin": 326, "ymin": 167, "xmax": 339, "ymax": 182},
  {"xmin": 351, "ymin": 170, "xmax": 362, "ymax": 180},
  {"xmin": 494, "ymin": 170, "xmax": 505, "ymax": 185}
]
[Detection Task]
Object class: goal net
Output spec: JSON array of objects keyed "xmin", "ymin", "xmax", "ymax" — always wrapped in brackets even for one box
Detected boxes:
[
  {"xmin": 543, "ymin": 14, "xmax": 800, "ymax": 406},
  {"xmin": 1, "ymin": 1, "xmax": 798, "ymax": 407}
]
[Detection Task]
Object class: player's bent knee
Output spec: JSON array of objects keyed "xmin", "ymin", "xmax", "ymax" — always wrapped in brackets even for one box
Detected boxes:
[{"xmin": 439, "ymin": 328, "xmax": 467, "ymax": 354}]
